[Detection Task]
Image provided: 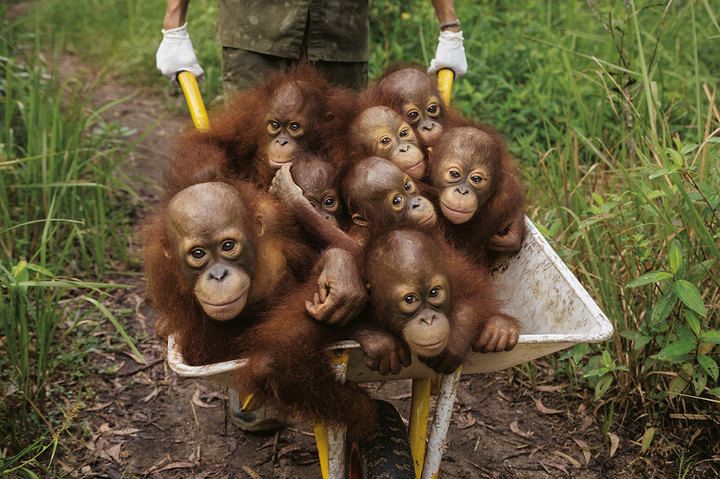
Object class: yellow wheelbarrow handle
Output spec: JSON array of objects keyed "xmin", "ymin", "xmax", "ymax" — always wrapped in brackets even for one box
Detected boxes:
[
  {"xmin": 436, "ymin": 68, "xmax": 454, "ymax": 107},
  {"xmin": 178, "ymin": 71, "xmax": 210, "ymax": 131}
]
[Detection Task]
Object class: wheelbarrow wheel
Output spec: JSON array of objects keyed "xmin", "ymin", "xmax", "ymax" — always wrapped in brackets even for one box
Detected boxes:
[{"xmin": 349, "ymin": 400, "xmax": 414, "ymax": 479}]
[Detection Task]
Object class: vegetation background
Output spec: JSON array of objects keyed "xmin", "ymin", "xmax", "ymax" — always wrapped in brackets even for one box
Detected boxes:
[{"xmin": 1, "ymin": 0, "xmax": 718, "ymax": 477}]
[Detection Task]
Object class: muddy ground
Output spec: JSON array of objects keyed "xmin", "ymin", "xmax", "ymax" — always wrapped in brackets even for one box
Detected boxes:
[{"xmin": 43, "ymin": 54, "xmax": 718, "ymax": 479}]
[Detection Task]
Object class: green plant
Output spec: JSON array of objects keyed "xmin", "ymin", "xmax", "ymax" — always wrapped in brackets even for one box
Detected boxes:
[{"xmin": 0, "ymin": 18, "xmax": 142, "ymax": 466}]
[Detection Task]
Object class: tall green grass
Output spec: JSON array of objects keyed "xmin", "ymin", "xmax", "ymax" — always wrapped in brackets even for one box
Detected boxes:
[
  {"xmin": 376, "ymin": 1, "xmax": 720, "ymax": 430},
  {"xmin": 17, "ymin": 0, "xmax": 720, "ymax": 452},
  {"xmin": 0, "ymin": 11, "xmax": 142, "ymax": 475},
  {"xmin": 23, "ymin": 0, "xmax": 222, "ymax": 99}
]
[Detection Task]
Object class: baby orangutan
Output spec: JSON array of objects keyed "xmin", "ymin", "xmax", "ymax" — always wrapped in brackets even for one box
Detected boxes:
[
  {"xmin": 352, "ymin": 228, "xmax": 521, "ymax": 375},
  {"xmin": 378, "ymin": 67, "xmax": 451, "ymax": 146},
  {"xmin": 351, "ymin": 106, "xmax": 426, "ymax": 179},
  {"xmin": 289, "ymin": 154, "xmax": 343, "ymax": 228},
  {"xmin": 167, "ymin": 65, "xmax": 337, "ymax": 192},
  {"xmin": 430, "ymin": 126, "xmax": 526, "ymax": 264},
  {"xmin": 143, "ymin": 182, "xmax": 375, "ymax": 439},
  {"xmin": 270, "ymin": 156, "xmax": 436, "ymax": 253}
]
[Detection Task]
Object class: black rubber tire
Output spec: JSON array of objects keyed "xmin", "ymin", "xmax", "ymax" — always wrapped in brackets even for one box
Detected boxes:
[{"xmin": 354, "ymin": 400, "xmax": 415, "ymax": 479}]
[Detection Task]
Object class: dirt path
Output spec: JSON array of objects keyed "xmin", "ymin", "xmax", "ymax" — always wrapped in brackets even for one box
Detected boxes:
[{"xmin": 50, "ymin": 56, "xmax": 690, "ymax": 479}]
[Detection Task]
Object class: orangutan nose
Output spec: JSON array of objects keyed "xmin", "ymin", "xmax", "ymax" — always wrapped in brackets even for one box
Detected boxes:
[
  {"xmin": 398, "ymin": 144, "xmax": 409, "ymax": 153},
  {"xmin": 421, "ymin": 314, "xmax": 436, "ymax": 325},
  {"xmin": 455, "ymin": 186, "xmax": 469, "ymax": 195},
  {"xmin": 275, "ymin": 138, "xmax": 288, "ymax": 146},
  {"xmin": 208, "ymin": 266, "xmax": 229, "ymax": 281}
]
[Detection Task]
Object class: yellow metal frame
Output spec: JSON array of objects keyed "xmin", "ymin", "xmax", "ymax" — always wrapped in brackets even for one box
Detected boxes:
[
  {"xmin": 178, "ymin": 71, "xmax": 210, "ymax": 131},
  {"xmin": 178, "ymin": 66, "xmax": 456, "ymax": 479}
]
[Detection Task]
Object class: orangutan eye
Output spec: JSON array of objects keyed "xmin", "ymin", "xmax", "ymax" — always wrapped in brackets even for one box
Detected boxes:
[
  {"xmin": 269, "ymin": 120, "xmax": 280, "ymax": 130},
  {"xmin": 221, "ymin": 240, "xmax": 236, "ymax": 252},
  {"xmin": 427, "ymin": 104, "xmax": 438, "ymax": 114},
  {"xmin": 408, "ymin": 111, "xmax": 419, "ymax": 120},
  {"xmin": 399, "ymin": 129, "xmax": 409, "ymax": 138},
  {"xmin": 324, "ymin": 197, "xmax": 336, "ymax": 207},
  {"xmin": 289, "ymin": 122, "xmax": 301, "ymax": 131},
  {"xmin": 429, "ymin": 287, "xmax": 440, "ymax": 297},
  {"xmin": 191, "ymin": 248, "xmax": 206, "ymax": 259},
  {"xmin": 404, "ymin": 180, "xmax": 416, "ymax": 192},
  {"xmin": 471, "ymin": 175, "xmax": 483, "ymax": 183},
  {"xmin": 392, "ymin": 195, "xmax": 403, "ymax": 206},
  {"xmin": 404, "ymin": 294, "xmax": 418, "ymax": 304},
  {"xmin": 449, "ymin": 170, "xmax": 461, "ymax": 178},
  {"xmin": 380, "ymin": 136, "xmax": 391, "ymax": 145}
]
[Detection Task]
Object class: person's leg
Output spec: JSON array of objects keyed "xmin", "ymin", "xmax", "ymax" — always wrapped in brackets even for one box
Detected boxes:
[
  {"xmin": 313, "ymin": 60, "xmax": 368, "ymax": 91},
  {"xmin": 222, "ymin": 47, "xmax": 292, "ymax": 96}
]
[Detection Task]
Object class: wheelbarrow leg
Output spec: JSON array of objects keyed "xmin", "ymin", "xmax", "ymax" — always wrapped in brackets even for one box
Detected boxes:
[
  {"xmin": 421, "ymin": 367, "xmax": 462, "ymax": 479},
  {"xmin": 409, "ymin": 377, "xmax": 432, "ymax": 478},
  {"xmin": 314, "ymin": 350, "xmax": 350, "ymax": 479}
]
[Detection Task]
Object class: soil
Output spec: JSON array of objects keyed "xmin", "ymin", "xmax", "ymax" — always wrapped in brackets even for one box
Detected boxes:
[{"xmin": 41, "ymin": 55, "xmax": 717, "ymax": 479}]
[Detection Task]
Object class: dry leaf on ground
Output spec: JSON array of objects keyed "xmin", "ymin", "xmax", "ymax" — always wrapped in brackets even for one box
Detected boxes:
[
  {"xmin": 192, "ymin": 387, "xmax": 220, "ymax": 408},
  {"xmin": 573, "ymin": 438, "xmax": 591, "ymax": 464},
  {"xmin": 554, "ymin": 450, "xmax": 581, "ymax": 468},
  {"xmin": 147, "ymin": 461, "xmax": 196, "ymax": 475},
  {"xmin": 510, "ymin": 420, "xmax": 533, "ymax": 439},
  {"xmin": 607, "ymin": 432, "xmax": 620, "ymax": 458},
  {"xmin": 455, "ymin": 411, "xmax": 477, "ymax": 429},
  {"xmin": 534, "ymin": 398, "xmax": 563, "ymax": 415},
  {"xmin": 534, "ymin": 384, "xmax": 566, "ymax": 393},
  {"xmin": 539, "ymin": 460, "xmax": 569, "ymax": 476}
]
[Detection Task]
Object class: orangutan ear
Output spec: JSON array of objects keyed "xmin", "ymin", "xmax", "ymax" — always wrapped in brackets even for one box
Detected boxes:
[
  {"xmin": 255, "ymin": 214, "xmax": 265, "ymax": 237},
  {"xmin": 161, "ymin": 238, "xmax": 172, "ymax": 259}
]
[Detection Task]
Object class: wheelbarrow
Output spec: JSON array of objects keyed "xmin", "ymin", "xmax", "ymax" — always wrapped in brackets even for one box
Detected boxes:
[{"xmin": 168, "ymin": 69, "xmax": 613, "ymax": 479}]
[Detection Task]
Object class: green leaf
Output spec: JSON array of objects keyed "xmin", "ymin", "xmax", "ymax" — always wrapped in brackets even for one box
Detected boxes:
[
  {"xmin": 632, "ymin": 335, "xmax": 652, "ymax": 351},
  {"xmin": 594, "ymin": 375, "xmax": 613, "ymax": 400},
  {"xmin": 709, "ymin": 387, "xmax": 720, "ymax": 397},
  {"xmin": 675, "ymin": 280, "xmax": 707, "ymax": 316},
  {"xmin": 668, "ymin": 241, "xmax": 683, "ymax": 275},
  {"xmin": 676, "ymin": 325, "xmax": 695, "ymax": 342},
  {"xmin": 649, "ymin": 167, "xmax": 674, "ymax": 179},
  {"xmin": 627, "ymin": 271, "xmax": 673, "ymax": 288},
  {"xmin": 668, "ymin": 375, "xmax": 688, "ymax": 399},
  {"xmin": 697, "ymin": 355, "xmax": 719, "ymax": 382},
  {"xmin": 666, "ymin": 148, "xmax": 683, "ymax": 168},
  {"xmin": 684, "ymin": 310, "xmax": 701, "ymax": 337},
  {"xmin": 699, "ymin": 330, "xmax": 720, "ymax": 344},
  {"xmin": 651, "ymin": 289, "xmax": 677, "ymax": 329},
  {"xmin": 640, "ymin": 426, "xmax": 655, "ymax": 454},
  {"xmin": 680, "ymin": 143, "xmax": 699, "ymax": 155},
  {"xmin": 559, "ymin": 343, "xmax": 589, "ymax": 363},
  {"xmin": 602, "ymin": 350, "xmax": 613, "ymax": 368},
  {"xmin": 656, "ymin": 339, "xmax": 696, "ymax": 363},
  {"xmin": 692, "ymin": 369, "xmax": 707, "ymax": 395}
]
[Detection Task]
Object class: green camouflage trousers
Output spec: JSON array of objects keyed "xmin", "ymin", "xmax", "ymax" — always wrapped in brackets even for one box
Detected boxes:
[
  {"xmin": 222, "ymin": 47, "xmax": 368, "ymax": 95},
  {"xmin": 218, "ymin": 0, "xmax": 369, "ymax": 95}
]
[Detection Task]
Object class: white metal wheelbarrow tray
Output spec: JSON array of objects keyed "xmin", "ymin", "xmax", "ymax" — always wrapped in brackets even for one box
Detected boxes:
[{"xmin": 166, "ymin": 217, "xmax": 614, "ymax": 384}]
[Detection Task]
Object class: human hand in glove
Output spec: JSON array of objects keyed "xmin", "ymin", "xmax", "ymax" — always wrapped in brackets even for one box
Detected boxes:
[
  {"xmin": 427, "ymin": 30, "xmax": 468, "ymax": 78},
  {"xmin": 156, "ymin": 23, "xmax": 204, "ymax": 81}
]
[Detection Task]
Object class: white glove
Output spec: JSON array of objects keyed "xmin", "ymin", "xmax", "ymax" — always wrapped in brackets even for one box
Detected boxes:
[
  {"xmin": 427, "ymin": 30, "xmax": 468, "ymax": 78},
  {"xmin": 156, "ymin": 23, "xmax": 204, "ymax": 81}
]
